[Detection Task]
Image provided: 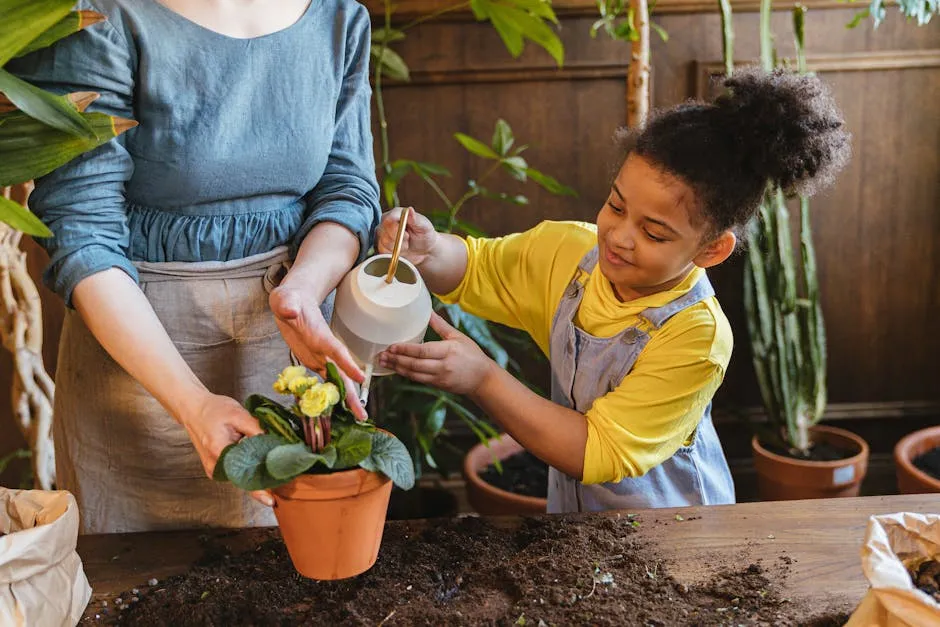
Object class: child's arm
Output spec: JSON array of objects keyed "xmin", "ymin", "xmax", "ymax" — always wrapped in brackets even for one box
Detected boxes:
[
  {"xmin": 380, "ymin": 312, "xmax": 588, "ymax": 480},
  {"xmin": 376, "ymin": 207, "xmax": 468, "ymax": 295}
]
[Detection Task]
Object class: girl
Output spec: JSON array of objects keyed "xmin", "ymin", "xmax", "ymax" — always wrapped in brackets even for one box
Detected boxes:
[{"xmin": 376, "ymin": 68, "xmax": 850, "ymax": 512}]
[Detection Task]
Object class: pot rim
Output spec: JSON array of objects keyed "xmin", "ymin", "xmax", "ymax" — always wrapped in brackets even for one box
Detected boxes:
[
  {"xmin": 751, "ymin": 424, "xmax": 870, "ymax": 469},
  {"xmin": 463, "ymin": 433, "xmax": 548, "ymax": 507},
  {"xmin": 893, "ymin": 425, "xmax": 940, "ymax": 488},
  {"xmin": 273, "ymin": 466, "xmax": 390, "ymax": 502}
]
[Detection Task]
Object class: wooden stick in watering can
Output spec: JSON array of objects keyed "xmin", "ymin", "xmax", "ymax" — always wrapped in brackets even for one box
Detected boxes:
[
  {"xmin": 385, "ymin": 206, "xmax": 412, "ymax": 284},
  {"xmin": 360, "ymin": 207, "xmax": 413, "ymax": 406}
]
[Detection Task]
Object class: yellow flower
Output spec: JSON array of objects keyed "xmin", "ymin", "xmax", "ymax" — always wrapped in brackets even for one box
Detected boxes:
[
  {"xmin": 299, "ymin": 384, "xmax": 330, "ymax": 418},
  {"xmin": 288, "ymin": 376, "xmax": 320, "ymax": 396},
  {"xmin": 273, "ymin": 365, "xmax": 307, "ymax": 394},
  {"xmin": 323, "ymin": 382, "xmax": 340, "ymax": 406}
]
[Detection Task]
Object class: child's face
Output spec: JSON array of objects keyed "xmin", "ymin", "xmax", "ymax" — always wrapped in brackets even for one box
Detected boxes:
[{"xmin": 596, "ymin": 154, "xmax": 733, "ymax": 302}]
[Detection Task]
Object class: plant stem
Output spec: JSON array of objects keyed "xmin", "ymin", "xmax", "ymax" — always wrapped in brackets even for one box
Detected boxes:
[
  {"xmin": 447, "ymin": 161, "xmax": 501, "ymax": 230},
  {"xmin": 401, "ymin": 1, "xmax": 471, "ymax": 31},
  {"xmin": 375, "ymin": 0, "xmax": 398, "ymax": 208}
]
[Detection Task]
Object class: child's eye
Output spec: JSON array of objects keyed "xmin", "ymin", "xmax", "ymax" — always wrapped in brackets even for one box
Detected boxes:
[
  {"xmin": 607, "ymin": 202, "xmax": 624, "ymax": 214},
  {"xmin": 645, "ymin": 231, "xmax": 667, "ymax": 243}
]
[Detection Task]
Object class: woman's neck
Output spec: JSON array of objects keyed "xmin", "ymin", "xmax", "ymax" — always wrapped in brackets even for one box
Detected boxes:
[{"xmin": 156, "ymin": 0, "xmax": 312, "ymax": 38}]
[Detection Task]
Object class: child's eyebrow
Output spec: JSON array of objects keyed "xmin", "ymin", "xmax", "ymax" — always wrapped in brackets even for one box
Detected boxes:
[
  {"xmin": 611, "ymin": 184, "xmax": 625, "ymax": 202},
  {"xmin": 645, "ymin": 216, "xmax": 681, "ymax": 237}
]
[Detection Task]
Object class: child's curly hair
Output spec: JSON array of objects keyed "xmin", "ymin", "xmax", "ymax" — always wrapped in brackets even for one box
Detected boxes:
[{"xmin": 616, "ymin": 67, "xmax": 851, "ymax": 240}]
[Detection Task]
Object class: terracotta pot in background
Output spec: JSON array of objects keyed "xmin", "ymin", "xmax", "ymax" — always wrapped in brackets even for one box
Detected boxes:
[
  {"xmin": 751, "ymin": 425, "xmax": 869, "ymax": 501},
  {"xmin": 894, "ymin": 425, "xmax": 940, "ymax": 494},
  {"xmin": 463, "ymin": 433, "xmax": 547, "ymax": 516},
  {"xmin": 273, "ymin": 468, "xmax": 392, "ymax": 580}
]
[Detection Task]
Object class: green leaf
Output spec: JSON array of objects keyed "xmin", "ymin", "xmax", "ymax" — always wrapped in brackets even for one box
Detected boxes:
[
  {"xmin": 333, "ymin": 425, "xmax": 373, "ymax": 469},
  {"xmin": 492, "ymin": 119, "xmax": 514, "ymax": 156},
  {"xmin": 457, "ymin": 311, "xmax": 509, "ymax": 368},
  {"xmin": 371, "ymin": 46, "xmax": 410, "ymax": 81},
  {"xmin": 325, "ymin": 362, "xmax": 346, "ymax": 403},
  {"xmin": 266, "ymin": 442, "xmax": 337, "ymax": 480},
  {"xmin": 371, "ymin": 27, "xmax": 406, "ymax": 45},
  {"xmin": 488, "ymin": 12, "xmax": 525, "ymax": 58},
  {"xmin": 651, "ymin": 21, "xmax": 669, "ymax": 42},
  {"xmin": 0, "ymin": 195, "xmax": 51, "ymax": 237},
  {"xmin": 0, "ymin": 0, "xmax": 74, "ymax": 66},
  {"xmin": 845, "ymin": 7, "xmax": 870, "ymax": 28},
  {"xmin": 223, "ymin": 434, "xmax": 290, "ymax": 491},
  {"xmin": 382, "ymin": 160, "xmax": 412, "ymax": 207},
  {"xmin": 0, "ymin": 110, "xmax": 135, "ymax": 186},
  {"xmin": 360, "ymin": 430, "xmax": 415, "ymax": 490},
  {"xmin": 501, "ymin": 155, "xmax": 528, "ymax": 182},
  {"xmin": 453, "ymin": 219, "xmax": 489, "ymax": 237},
  {"xmin": 212, "ymin": 444, "xmax": 236, "ymax": 482},
  {"xmin": 0, "ymin": 69, "xmax": 95, "ymax": 139},
  {"xmin": 411, "ymin": 161, "xmax": 451, "ymax": 177},
  {"xmin": 244, "ymin": 394, "xmax": 303, "ymax": 443},
  {"xmin": 422, "ymin": 399, "xmax": 447, "ymax": 438},
  {"xmin": 454, "ymin": 132, "xmax": 499, "ymax": 159},
  {"xmin": 15, "ymin": 10, "xmax": 105, "ymax": 58},
  {"xmin": 525, "ymin": 168, "xmax": 578, "ymax": 196}
]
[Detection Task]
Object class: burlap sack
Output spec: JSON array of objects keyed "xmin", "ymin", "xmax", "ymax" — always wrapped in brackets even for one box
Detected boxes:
[
  {"xmin": 845, "ymin": 512, "xmax": 940, "ymax": 627},
  {"xmin": 0, "ymin": 488, "xmax": 92, "ymax": 626}
]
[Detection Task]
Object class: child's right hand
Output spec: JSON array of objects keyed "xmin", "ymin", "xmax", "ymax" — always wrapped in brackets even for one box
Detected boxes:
[{"xmin": 376, "ymin": 206, "xmax": 438, "ymax": 266}]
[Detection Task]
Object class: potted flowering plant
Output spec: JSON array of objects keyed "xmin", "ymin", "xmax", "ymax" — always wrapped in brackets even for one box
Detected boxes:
[{"xmin": 214, "ymin": 363, "xmax": 414, "ymax": 580}]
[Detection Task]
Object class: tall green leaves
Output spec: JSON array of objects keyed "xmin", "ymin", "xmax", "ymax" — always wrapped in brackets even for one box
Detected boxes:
[{"xmin": 0, "ymin": 0, "xmax": 137, "ymax": 236}]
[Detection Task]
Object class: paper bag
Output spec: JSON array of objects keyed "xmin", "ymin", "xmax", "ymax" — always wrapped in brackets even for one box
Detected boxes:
[
  {"xmin": 845, "ymin": 512, "xmax": 940, "ymax": 627},
  {"xmin": 0, "ymin": 488, "xmax": 92, "ymax": 626}
]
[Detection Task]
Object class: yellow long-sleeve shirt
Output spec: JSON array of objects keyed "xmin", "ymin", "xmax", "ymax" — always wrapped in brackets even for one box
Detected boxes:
[{"xmin": 439, "ymin": 221, "xmax": 733, "ymax": 484}]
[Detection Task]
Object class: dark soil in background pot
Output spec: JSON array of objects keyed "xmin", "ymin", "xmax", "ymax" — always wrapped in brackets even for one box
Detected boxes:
[
  {"xmin": 762, "ymin": 439, "xmax": 858, "ymax": 462},
  {"xmin": 913, "ymin": 446, "xmax": 940, "ymax": 481},
  {"xmin": 479, "ymin": 450, "xmax": 549, "ymax": 498},
  {"xmin": 92, "ymin": 516, "xmax": 850, "ymax": 626}
]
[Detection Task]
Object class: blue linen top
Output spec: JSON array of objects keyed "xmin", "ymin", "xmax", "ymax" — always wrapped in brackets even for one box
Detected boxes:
[{"xmin": 8, "ymin": 0, "xmax": 381, "ymax": 306}]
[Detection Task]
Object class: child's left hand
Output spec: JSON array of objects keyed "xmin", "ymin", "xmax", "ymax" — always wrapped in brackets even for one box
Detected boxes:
[{"xmin": 378, "ymin": 312, "xmax": 495, "ymax": 396}]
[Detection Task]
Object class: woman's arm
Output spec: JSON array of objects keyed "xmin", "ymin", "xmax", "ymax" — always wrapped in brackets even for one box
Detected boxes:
[{"xmin": 72, "ymin": 269, "xmax": 274, "ymax": 505}]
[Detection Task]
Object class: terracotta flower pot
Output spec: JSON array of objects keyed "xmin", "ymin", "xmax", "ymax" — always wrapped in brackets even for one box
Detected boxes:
[
  {"xmin": 751, "ymin": 425, "xmax": 869, "ymax": 501},
  {"xmin": 272, "ymin": 467, "xmax": 392, "ymax": 580},
  {"xmin": 463, "ymin": 433, "xmax": 547, "ymax": 516},
  {"xmin": 894, "ymin": 425, "xmax": 940, "ymax": 494}
]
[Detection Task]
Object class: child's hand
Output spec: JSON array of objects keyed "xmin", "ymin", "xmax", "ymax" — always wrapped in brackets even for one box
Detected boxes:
[
  {"xmin": 378, "ymin": 312, "xmax": 495, "ymax": 395},
  {"xmin": 376, "ymin": 207, "xmax": 438, "ymax": 266}
]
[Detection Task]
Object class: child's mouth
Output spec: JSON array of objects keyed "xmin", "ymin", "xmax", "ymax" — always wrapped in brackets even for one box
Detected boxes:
[{"xmin": 603, "ymin": 244, "xmax": 632, "ymax": 267}]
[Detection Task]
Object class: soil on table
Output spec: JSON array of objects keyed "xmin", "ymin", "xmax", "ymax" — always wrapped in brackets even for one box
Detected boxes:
[
  {"xmin": 92, "ymin": 515, "xmax": 850, "ymax": 626},
  {"xmin": 479, "ymin": 450, "xmax": 549, "ymax": 499},
  {"xmin": 913, "ymin": 446, "xmax": 940, "ymax": 481},
  {"xmin": 909, "ymin": 558, "xmax": 940, "ymax": 603}
]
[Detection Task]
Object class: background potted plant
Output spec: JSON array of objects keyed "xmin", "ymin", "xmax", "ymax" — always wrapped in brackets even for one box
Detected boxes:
[
  {"xmin": 733, "ymin": 2, "xmax": 870, "ymax": 500},
  {"xmin": 215, "ymin": 363, "xmax": 415, "ymax": 580},
  {"xmin": 894, "ymin": 425, "xmax": 940, "ymax": 494},
  {"xmin": 0, "ymin": 0, "xmax": 136, "ymax": 491}
]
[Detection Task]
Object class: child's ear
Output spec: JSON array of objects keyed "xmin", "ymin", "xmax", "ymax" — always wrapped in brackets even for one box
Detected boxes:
[{"xmin": 693, "ymin": 230, "xmax": 736, "ymax": 268}]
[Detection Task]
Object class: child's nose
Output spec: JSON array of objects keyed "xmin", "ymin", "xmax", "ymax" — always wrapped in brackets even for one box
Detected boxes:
[{"xmin": 611, "ymin": 223, "xmax": 636, "ymax": 250}]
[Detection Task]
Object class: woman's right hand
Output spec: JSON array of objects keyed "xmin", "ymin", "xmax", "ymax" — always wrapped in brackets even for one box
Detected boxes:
[
  {"xmin": 181, "ymin": 392, "xmax": 275, "ymax": 507},
  {"xmin": 376, "ymin": 207, "xmax": 438, "ymax": 266}
]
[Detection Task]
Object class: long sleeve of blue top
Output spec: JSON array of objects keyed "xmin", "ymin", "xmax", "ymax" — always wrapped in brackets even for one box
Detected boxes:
[{"xmin": 7, "ymin": 0, "xmax": 381, "ymax": 307}]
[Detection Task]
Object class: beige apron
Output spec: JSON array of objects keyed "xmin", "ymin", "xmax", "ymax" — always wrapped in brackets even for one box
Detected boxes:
[{"xmin": 53, "ymin": 247, "xmax": 299, "ymax": 534}]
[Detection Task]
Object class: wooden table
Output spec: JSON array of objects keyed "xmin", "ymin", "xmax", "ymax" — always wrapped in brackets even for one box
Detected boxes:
[{"xmin": 77, "ymin": 494, "xmax": 939, "ymax": 618}]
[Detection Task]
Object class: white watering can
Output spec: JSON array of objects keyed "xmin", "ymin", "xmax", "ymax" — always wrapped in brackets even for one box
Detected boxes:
[{"xmin": 331, "ymin": 208, "xmax": 432, "ymax": 402}]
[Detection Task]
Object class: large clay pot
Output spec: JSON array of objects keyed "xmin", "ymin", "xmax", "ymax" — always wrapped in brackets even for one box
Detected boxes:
[
  {"xmin": 894, "ymin": 425, "xmax": 940, "ymax": 494},
  {"xmin": 272, "ymin": 468, "xmax": 392, "ymax": 580},
  {"xmin": 751, "ymin": 425, "xmax": 869, "ymax": 501},
  {"xmin": 463, "ymin": 433, "xmax": 547, "ymax": 516}
]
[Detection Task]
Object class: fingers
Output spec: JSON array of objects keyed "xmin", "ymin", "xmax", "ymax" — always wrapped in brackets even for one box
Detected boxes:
[
  {"xmin": 377, "ymin": 208, "xmax": 408, "ymax": 254},
  {"xmin": 428, "ymin": 312, "xmax": 462, "ymax": 340},
  {"xmin": 380, "ymin": 350, "xmax": 442, "ymax": 375},
  {"xmin": 232, "ymin": 411, "xmax": 264, "ymax": 438},
  {"xmin": 386, "ymin": 339, "xmax": 449, "ymax": 360},
  {"xmin": 344, "ymin": 382, "xmax": 368, "ymax": 422},
  {"xmin": 325, "ymin": 337, "xmax": 365, "ymax": 383},
  {"xmin": 251, "ymin": 490, "xmax": 275, "ymax": 507}
]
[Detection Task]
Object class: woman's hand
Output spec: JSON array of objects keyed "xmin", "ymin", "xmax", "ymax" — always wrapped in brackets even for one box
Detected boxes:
[
  {"xmin": 378, "ymin": 312, "xmax": 496, "ymax": 395},
  {"xmin": 376, "ymin": 207, "xmax": 439, "ymax": 266},
  {"xmin": 182, "ymin": 392, "xmax": 274, "ymax": 507},
  {"xmin": 269, "ymin": 284, "xmax": 367, "ymax": 421}
]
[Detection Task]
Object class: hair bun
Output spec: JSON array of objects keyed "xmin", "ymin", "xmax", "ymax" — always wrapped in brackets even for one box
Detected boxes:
[{"xmin": 715, "ymin": 67, "xmax": 851, "ymax": 196}]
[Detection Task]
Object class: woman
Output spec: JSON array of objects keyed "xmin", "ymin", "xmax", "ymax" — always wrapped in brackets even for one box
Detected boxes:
[{"xmin": 9, "ymin": 0, "xmax": 380, "ymax": 533}]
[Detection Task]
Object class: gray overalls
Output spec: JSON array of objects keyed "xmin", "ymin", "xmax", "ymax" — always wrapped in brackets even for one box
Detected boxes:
[{"xmin": 547, "ymin": 247, "xmax": 736, "ymax": 513}]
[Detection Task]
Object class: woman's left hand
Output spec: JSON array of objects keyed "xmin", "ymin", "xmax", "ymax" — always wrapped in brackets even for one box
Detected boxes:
[
  {"xmin": 379, "ymin": 312, "xmax": 495, "ymax": 396},
  {"xmin": 269, "ymin": 284, "xmax": 367, "ymax": 421}
]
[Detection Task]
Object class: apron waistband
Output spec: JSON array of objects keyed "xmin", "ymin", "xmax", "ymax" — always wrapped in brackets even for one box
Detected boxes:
[{"xmin": 133, "ymin": 246, "xmax": 291, "ymax": 283}]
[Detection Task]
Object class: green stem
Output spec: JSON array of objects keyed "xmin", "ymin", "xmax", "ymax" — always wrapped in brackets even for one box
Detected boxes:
[
  {"xmin": 375, "ymin": 0, "xmax": 398, "ymax": 208},
  {"xmin": 401, "ymin": 1, "xmax": 472, "ymax": 31},
  {"xmin": 418, "ymin": 171, "xmax": 454, "ymax": 209},
  {"xmin": 718, "ymin": 0, "xmax": 734, "ymax": 77},
  {"xmin": 759, "ymin": 0, "xmax": 774, "ymax": 72},
  {"xmin": 447, "ymin": 160, "xmax": 501, "ymax": 230}
]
